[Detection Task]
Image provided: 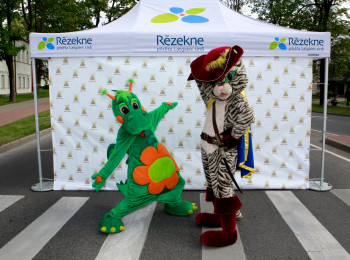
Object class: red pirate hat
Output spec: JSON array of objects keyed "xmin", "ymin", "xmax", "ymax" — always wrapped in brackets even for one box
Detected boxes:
[{"xmin": 188, "ymin": 45, "xmax": 244, "ymax": 82}]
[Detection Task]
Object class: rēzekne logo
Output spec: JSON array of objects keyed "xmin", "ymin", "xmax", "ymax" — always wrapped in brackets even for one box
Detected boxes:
[
  {"xmin": 38, "ymin": 36, "xmax": 93, "ymax": 51},
  {"xmin": 270, "ymin": 37, "xmax": 325, "ymax": 51}
]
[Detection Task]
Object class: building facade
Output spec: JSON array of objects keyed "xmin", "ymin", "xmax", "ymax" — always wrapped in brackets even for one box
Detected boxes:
[{"xmin": 0, "ymin": 41, "xmax": 32, "ymax": 95}]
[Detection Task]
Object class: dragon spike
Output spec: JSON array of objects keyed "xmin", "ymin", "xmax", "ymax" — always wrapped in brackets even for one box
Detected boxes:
[
  {"xmin": 107, "ymin": 93, "xmax": 116, "ymax": 100},
  {"xmin": 128, "ymin": 78, "xmax": 135, "ymax": 93},
  {"xmin": 102, "ymin": 89, "xmax": 116, "ymax": 101}
]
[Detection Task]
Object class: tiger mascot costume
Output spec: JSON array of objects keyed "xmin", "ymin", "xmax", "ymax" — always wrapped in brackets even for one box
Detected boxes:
[{"xmin": 188, "ymin": 45, "xmax": 254, "ymax": 247}]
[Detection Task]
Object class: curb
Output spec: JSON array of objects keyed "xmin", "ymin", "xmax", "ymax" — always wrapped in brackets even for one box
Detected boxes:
[
  {"xmin": 325, "ymin": 137, "xmax": 350, "ymax": 153},
  {"xmin": 0, "ymin": 128, "xmax": 52, "ymax": 155}
]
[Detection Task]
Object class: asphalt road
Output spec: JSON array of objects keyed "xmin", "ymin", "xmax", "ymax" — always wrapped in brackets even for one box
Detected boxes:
[
  {"xmin": 0, "ymin": 114, "xmax": 349, "ymax": 260},
  {"xmin": 311, "ymin": 112, "xmax": 350, "ymax": 136}
]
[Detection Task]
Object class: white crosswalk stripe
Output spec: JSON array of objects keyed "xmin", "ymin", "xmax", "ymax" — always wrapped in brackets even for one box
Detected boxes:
[
  {"xmin": 266, "ymin": 191, "xmax": 350, "ymax": 260},
  {"xmin": 199, "ymin": 193, "xmax": 246, "ymax": 260},
  {"xmin": 331, "ymin": 189, "xmax": 350, "ymax": 207},
  {"xmin": 0, "ymin": 195, "xmax": 24, "ymax": 213},
  {"xmin": 0, "ymin": 197, "xmax": 89, "ymax": 260},
  {"xmin": 0, "ymin": 191, "xmax": 349, "ymax": 259},
  {"xmin": 95, "ymin": 202, "xmax": 156, "ymax": 260}
]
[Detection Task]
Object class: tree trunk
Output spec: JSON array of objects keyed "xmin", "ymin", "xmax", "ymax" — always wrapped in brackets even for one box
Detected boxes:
[
  {"xmin": 5, "ymin": 55, "xmax": 16, "ymax": 103},
  {"xmin": 35, "ymin": 59, "xmax": 42, "ymax": 94}
]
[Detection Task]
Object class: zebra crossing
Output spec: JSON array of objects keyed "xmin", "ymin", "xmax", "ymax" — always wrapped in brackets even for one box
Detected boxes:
[
  {"xmin": 0, "ymin": 197, "xmax": 88, "ymax": 260},
  {"xmin": 0, "ymin": 195, "xmax": 24, "ymax": 213},
  {"xmin": 267, "ymin": 191, "xmax": 349, "ymax": 260},
  {"xmin": 0, "ymin": 190, "xmax": 349, "ymax": 260}
]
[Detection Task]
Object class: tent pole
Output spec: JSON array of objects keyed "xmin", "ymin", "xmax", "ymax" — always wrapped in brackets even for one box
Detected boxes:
[
  {"xmin": 31, "ymin": 58, "xmax": 53, "ymax": 192},
  {"xmin": 310, "ymin": 57, "xmax": 332, "ymax": 191}
]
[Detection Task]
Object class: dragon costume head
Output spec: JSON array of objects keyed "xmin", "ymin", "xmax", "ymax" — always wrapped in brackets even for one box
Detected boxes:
[{"xmin": 103, "ymin": 79, "xmax": 152, "ymax": 135}]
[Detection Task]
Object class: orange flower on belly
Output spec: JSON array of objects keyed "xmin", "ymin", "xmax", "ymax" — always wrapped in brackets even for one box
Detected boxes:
[{"xmin": 133, "ymin": 143, "xmax": 180, "ymax": 194}]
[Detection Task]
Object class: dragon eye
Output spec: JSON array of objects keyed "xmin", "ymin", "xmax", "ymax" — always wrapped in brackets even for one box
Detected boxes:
[
  {"xmin": 120, "ymin": 105, "xmax": 129, "ymax": 115},
  {"xmin": 132, "ymin": 101, "xmax": 139, "ymax": 109}
]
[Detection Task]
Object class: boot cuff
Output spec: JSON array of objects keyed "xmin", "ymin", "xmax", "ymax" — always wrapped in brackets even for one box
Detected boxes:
[{"xmin": 214, "ymin": 196, "xmax": 242, "ymax": 215}]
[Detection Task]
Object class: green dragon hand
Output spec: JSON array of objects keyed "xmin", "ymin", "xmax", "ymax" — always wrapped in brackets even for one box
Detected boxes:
[
  {"xmin": 92, "ymin": 173, "xmax": 106, "ymax": 191},
  {"xmin": 163, "ymin": 101, "xmax": 178, "ymax": 109}
]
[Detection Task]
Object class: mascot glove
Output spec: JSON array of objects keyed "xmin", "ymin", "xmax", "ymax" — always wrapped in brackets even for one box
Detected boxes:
[
  {"xmin": 163, "ymin": 102, "xmax": 178, "ymax": 109},
  {"xmin": 91, "ymin": 172, "xmax": 106, "ymax": 191}
]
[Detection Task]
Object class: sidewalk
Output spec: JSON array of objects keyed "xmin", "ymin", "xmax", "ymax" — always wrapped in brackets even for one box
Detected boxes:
[
  {"xmin": 0, "ymin": 98, "xmax": 50, "ymax": 127},
  {"xmin": 326, "ymin": 135, "xmax": 350, "ymax": 153}
]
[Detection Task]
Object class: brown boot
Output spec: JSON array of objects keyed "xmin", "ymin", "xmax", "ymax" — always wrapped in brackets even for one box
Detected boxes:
[{"xmin": 200, "ymin": 196, "xmax": 242, "ymax": 247}]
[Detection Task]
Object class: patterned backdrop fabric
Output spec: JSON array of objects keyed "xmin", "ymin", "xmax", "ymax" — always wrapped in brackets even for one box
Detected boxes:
[{"xmin": 48, "ymin": 56, "xmax": 312, "ymax": 190}]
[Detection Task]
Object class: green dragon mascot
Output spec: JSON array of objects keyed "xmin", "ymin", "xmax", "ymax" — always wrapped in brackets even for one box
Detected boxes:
[{"xmin": 91, "ymin": 79, "xmax": 197, "ymax": 234}]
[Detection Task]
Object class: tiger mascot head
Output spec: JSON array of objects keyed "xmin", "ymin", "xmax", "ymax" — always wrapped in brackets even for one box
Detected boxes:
[{"xmin": 188, "ymin": 45, "xmax": 248, "ymax": 103}]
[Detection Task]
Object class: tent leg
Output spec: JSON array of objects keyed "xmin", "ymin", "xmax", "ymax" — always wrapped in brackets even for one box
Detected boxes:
[
  {"xmin": 310, "ymin": 57, "xmax": 332, "ymax": 191},
  {"xmin": 31, "ymin": 58, "xmax": 53, "ymax": 192}
]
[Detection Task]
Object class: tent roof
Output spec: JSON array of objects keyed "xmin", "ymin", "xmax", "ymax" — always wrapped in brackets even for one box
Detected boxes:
[{"xmin": 30, "ymin": 0, "xmax": 330, "ymax": 58}]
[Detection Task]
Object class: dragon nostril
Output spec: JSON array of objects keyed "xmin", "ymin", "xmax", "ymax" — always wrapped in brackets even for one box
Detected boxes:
[{"xmin": 129, "ymin": 115, "xmax": 134, "ymax": 120}]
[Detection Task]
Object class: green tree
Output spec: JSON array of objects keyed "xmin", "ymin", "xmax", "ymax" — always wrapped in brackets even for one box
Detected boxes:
[
  {"xmin": 248, "ymin": 0, "xmax": 350, "ymax": 105},
  {"xmin": 0, "ymin": 0, "xmax": 26, "ymax": 102},
  {"xmin": 106, "ymin": 0, "xmax": 138, "ymax": 23},
  {"xmin": 85, "ymin": 0, "xmax": 108, "ymax": 27},
  {"xmin": 20, "ymin": 0, "xmax": 95, "ymax": 93},
  {"xmin": 220, "ymin": 0, "xmax": 246, "ymax": 13}
]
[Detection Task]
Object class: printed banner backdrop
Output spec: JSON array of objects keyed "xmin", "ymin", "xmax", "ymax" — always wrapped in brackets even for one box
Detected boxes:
[{"xmin": 49, "ymin": 56, "xmax": 312, "ymax": 191}]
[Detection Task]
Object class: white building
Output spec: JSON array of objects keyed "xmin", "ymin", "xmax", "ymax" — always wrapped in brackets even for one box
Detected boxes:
[{"xmin": 0, "ymin": 40, "xmax": 32, "ymax": 95}]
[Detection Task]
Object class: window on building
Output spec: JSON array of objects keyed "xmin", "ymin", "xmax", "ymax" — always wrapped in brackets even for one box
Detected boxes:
[
  {"xmin": 22, "ymin": 51, "xmax": 25, "ymax": 62},
  {"xmin": 23, "ymin": 76, "xmax": 26, "ymax": 89},
  {"xmin": 27, "ymin": 77, "xmax": 30, "ymax": 89},
  {"xmin": 1, "ymin": 75, "xmax": 5, "ymax": 89},
  {"xmin": 18, "ymin": 76, "xmax": 21, "ymax": 89}
]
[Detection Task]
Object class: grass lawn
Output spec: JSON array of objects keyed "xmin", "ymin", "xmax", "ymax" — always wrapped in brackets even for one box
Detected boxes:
[
  {"xmin": 0, "ymin": 88, "xmax": 50, "ymax": 106},
  {"xmin": 0, "ymin": 110, "xmax": 51, "ymax": 146},
  {"xmin": 312, "ymin": 104, "xmax": 350, "ymax": 116}
]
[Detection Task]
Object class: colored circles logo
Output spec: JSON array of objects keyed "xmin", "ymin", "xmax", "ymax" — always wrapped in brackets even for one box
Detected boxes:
[
  {"xmin": 270, "ymin": 37, "xmax": 287, "ymax": 50},
  {"xmin": 38, "ymin": 37, "xmax": 55, "ymax": 50},
  {"xmin": 151, "ymin": 7, "xmax": 209, "ymax": 23}
]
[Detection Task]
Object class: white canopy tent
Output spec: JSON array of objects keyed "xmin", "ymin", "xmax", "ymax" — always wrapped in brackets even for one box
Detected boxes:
[
  {"xmin": 29, "ymin": 0, "xmax": 331, "ymax": 191},
  {"xmin": 30, "ymin": 0, "xmax": 330, "ymax": 58}
]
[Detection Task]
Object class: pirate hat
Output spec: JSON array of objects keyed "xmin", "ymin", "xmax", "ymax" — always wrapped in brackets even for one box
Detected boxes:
[{"xmin": 187, "ymin": 45, "xmax": 243, "ymax": 82}]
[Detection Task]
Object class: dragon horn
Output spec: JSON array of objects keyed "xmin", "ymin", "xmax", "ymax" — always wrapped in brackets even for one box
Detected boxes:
[
  {"xmin": 102, "ymin": 89, "xmax": 115, "ymax": 100},
  {"xmin": 128, "ymin": 78, "xmax": 135, "ymax": 93}
]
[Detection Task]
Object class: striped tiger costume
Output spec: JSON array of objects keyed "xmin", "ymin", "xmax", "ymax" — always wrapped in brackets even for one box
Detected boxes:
[
  {"xmin": 189, "ymin": 45, "xmax": 254, "ymax": 247},
  {"xmin": 196, "ymin": 59, "xmax": 254, "ymax": 198}
]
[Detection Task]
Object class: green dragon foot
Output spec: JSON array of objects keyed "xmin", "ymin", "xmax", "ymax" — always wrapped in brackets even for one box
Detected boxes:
[
  {"xmin": 164, "ymin": 201, "xmax": 197, "ymax": 216},
  {"xmin": 99, "ymin": 213, "xmax": 125, "ymax": 234}
]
